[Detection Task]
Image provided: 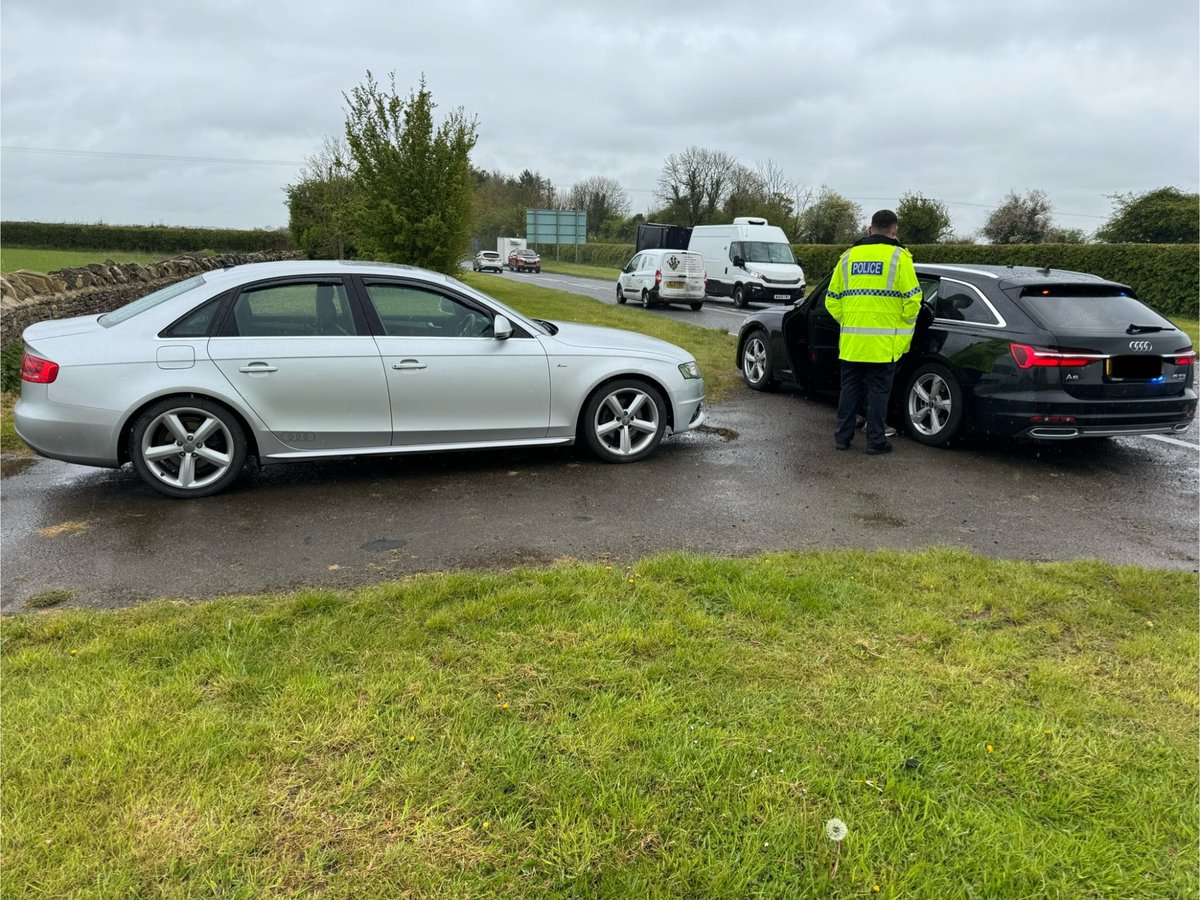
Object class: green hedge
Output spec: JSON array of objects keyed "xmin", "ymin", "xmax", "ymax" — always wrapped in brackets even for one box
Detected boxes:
[
  {"xmin": 575, "ymin": 241, "xmax": 1198, "ymax": 319},
  {"xmin": 0, "ymin": 221, "xmax": 294, "ymax": 255}
]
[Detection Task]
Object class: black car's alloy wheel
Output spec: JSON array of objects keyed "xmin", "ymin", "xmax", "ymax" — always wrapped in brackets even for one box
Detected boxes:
[
  {"xmin": 740, "ymin": 329, "xmax": 776, "ymax": 391},
  {"xmin": 131, "ymin": 397, "xmax": 247, "ymax": 498},
  {"xmin": 904, "ymin": 362, "xmax": 963, "ymax": 446}
]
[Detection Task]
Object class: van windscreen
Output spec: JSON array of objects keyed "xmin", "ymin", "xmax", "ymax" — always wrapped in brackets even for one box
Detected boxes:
[{"xmin": 743, "ymin": 242, "xmax": 796, "ymax": 264}]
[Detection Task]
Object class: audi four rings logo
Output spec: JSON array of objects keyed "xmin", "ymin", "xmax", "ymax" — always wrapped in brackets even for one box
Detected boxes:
[{"xmin": 1128, "ymin": 340, "xmax": 1153, "ymax": 352}]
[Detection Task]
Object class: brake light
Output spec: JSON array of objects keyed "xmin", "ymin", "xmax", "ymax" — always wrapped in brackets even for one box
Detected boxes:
[
  {"xmin": 655, "ymin": 269, "xmax": 662, "ymax": 286},
  {"xmin": 1009, "ymin": 343, "xmax": 1100, "ymax": 369},
  {"xmin": 1167, "ymin": 349, "xmax": 1196, "ymax": 366},
  {"xmin": 20, "ymin": 352, "xmax": 59, "ymax": 383}
]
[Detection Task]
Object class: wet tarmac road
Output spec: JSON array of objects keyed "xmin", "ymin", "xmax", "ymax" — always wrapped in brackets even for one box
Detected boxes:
[{"xmin": 3, "ymin": 387, "xmax": 1197, "ymax": 612}]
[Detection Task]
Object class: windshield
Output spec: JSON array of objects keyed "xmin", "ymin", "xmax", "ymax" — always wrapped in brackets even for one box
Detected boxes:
[
  {"xmin": 743, "ymin": 242, "xmax": 796, "ymax": 265},
  {"xmin": 99, "ymin": 274, "xmax": 207, "ymax": 327}
]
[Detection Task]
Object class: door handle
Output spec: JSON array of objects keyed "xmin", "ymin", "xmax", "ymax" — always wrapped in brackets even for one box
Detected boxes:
[
  {"xmin": 392, "ymin": 360, "xmax": 428, "ymax": 371},
  {"xmin": 238, "ymin": 363, "xmax": 278, "ymax": 373}
]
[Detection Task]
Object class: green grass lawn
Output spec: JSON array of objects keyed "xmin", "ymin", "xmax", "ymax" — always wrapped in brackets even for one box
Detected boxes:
[
  {"xmin": 3, "ymin": 550, "xmax": 1195, "ymax": 899},
  {"xmin": 0, "ymin": 247, "xmax": 171, "ymax": 274}
]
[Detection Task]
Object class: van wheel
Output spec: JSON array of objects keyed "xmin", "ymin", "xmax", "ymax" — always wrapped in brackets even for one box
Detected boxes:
[
  {"xmin": 641, "ymin": 290, "xmax": 653, "ymax": 309},
  {"xmin": 689, "ymin": 301, "xmax": 703, "ymax": 311},
  {"xmin": 616, "ymin": 284, "xmax": 627, "ymax": 304},
  {"xmin": 732, "ymin": 284, "xmax": 747, "ymax": 308}
]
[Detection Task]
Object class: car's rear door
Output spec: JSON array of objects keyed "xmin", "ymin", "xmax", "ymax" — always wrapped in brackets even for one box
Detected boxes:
[
  {"xmin": 208, "ymin": 276, "xmax": 392, "ymax": 451},
  {"xmin": 357, "ymin": 277, "xmax": 551, "ymax": 446}
]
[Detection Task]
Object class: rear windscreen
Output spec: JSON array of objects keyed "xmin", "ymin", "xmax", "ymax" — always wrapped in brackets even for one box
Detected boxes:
[{"xmin": 1017, "ymin": 288, "xmax": 1175, "ymax": 334}]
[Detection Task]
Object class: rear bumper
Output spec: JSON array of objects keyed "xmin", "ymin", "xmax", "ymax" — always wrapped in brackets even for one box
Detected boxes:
[
  {"xmin": 971, "ymin": 388, "xmax": 1197, "ymax": 440},
  {"xmin": 14, "ymin": 393, "xmax": 122, "ymax": 467}
]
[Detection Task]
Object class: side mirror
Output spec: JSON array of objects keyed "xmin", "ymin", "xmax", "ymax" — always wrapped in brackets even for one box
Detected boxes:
[
  {"xmin": 493, "ymin": 314, "xmax": 512, "ymax": 341},
  {"xmin": 733, "ymin": 255, "xmax": 745, "ymax": 268}
]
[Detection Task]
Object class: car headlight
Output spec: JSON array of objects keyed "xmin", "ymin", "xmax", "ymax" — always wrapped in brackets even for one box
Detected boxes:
[
  {"xmin": 678, "ymin": 361, "xmax": 701, "ymax": 380},
  {"xmin": 746, "ymin": 269, "xmax": 764, "ymax": 280}
]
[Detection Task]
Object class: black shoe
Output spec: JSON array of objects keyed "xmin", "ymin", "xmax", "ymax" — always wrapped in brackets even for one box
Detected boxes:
[
  {"xmin": 865, "ymin": 443, "xmax": 893, "ymax": 455},
  {"xmin": 835, "ymin": 441, "xmax": 851, "ymax": 451}
]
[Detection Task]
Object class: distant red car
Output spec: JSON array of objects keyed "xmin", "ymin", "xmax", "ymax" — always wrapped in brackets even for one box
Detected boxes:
[{"xmin": 508, "ymin": 249, "xmax": 541, "ymax": 273}]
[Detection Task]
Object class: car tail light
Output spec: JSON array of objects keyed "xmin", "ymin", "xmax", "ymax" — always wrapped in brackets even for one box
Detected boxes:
[
  {"xmin": 1167, "ymin": 348, "xmax": 1196, "ymax": 366},
  {"xmin": 1009, "ymin": 343, "xmax": 1101, "ymax": 369},
  {"xmin": 20, "ymin": 352, "xmax": 59, "ymax": 383},
  {"xmin": 655, "ymin": 269, "xmax": 662, "ymax": 287}
]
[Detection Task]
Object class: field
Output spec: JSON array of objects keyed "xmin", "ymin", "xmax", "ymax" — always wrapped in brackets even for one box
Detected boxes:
[
  {"xmin": 3, "ymin": 551, "xmax": 1196, "ymax": 898},
  {"xmin": 0, "ymin": 247, "xmax": 169, "ymax": 273}
]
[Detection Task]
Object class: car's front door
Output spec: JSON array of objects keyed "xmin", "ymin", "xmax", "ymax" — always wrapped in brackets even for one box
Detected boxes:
[
  {"xmin": 619, "ymin": 254, "xmax": 642, "ymax": 297},
  {"xmin": 803, "ymin": 278, "xmax": 842, "ymax": 390},
  {"xmin": 208, "ymin": 277, "xmax": 393, "ymax": 451},
  {"xmin": 358, "ymin": 279, "xmax": 551, "ymax": 446}
]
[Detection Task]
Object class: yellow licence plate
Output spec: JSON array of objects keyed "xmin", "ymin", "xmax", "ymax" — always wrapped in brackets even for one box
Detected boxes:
[{"xmin": 665, "ymin": 281, "xmax": 684, "ymax": 289}]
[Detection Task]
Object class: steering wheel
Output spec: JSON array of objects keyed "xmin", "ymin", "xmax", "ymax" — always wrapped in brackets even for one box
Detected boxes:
[{"xmin": 456, "ymin": 312, "xmax": 489, "ymax": 337}]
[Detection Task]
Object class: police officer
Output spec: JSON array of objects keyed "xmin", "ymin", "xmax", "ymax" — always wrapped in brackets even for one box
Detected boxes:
[{"xmin": 824, "ymin": 209, "xmax": 921, "ymax": 455}]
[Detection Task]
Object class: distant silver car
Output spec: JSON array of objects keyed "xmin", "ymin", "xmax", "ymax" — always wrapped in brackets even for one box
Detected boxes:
[
  {"xmin": 15, "ymin": 260, "xmax": 706, "ymax": 497},
  {"xmin": 473, "ymin": 250, "xmax": 503, "ymax": 273}
]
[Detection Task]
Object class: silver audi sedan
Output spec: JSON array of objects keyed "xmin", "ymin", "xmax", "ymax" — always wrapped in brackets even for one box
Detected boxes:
[{"xmin": 15, "ymin": 260, "xmax": 706, "ymax": 498}]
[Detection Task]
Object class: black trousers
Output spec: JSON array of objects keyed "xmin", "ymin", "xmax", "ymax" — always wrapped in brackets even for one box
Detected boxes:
[{"xmin": 835, "ymin": 360, "xmax": 895, "ymax": 449}]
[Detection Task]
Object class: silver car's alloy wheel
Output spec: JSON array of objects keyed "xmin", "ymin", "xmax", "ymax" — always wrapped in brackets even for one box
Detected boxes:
[
  {"xmin": 584, "ymin": 381, "xmax": 665, "ymax": 462},
  {"xmin": 132, "ymin": 398, "xmax": 247, "ymax": 498}
]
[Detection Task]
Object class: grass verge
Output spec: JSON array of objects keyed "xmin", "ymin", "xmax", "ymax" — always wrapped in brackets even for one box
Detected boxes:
[
  {"xmin": 459, "ymin": 272, "xmax": 741, "ymax": 402},
  {"xmin": 3, "ymin": 549, "xmax": 1195, "ymax": 899}
]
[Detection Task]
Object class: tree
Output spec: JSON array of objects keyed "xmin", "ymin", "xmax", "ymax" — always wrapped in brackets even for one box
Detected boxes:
[
  {"xmin": 1045, "ymin": 226, "xmax": 1088, "ymax": 244},
  {"xmin": 654, "ymin": 146, "xmax": 736, "ymax": 226},
  {"xmin": 794, "ymin": 187, "xmax": 863, "ymax": 244},
  {"xmin": 982, "ymin": 190, "xmax": 1053, "ymax": 244},
  {"xmin": 896, "ymin": 192, "xmax": 952, "ymax": 245},
  {"xmin": 343, "ymin": 72, "xmax": 478, "ymax": 272},
  {"xmin": 285, "ymin": 136, "xmax": 356, "ymax": 259},
  {"xmin": 564, "ymin": 176, "xmax": 631, "ymax": 238},
  {"xmin": 1095, "ymin": 187, "xmax": 1199, "ymax": 243}
]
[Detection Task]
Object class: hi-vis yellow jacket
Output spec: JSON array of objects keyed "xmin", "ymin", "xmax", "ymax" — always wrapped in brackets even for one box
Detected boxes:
[{"xmin": 824, "ymin": 237, "xmax": 922, "ymax": 363}]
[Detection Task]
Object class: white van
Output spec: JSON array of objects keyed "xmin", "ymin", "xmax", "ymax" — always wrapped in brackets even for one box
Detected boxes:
[
  {"xmin": 687, "ymin": 217, "xmax": 805, "ymax": 307},
  {"xmin": 616, "ymin": 248, "xmax": 706, "ymax": 310}
]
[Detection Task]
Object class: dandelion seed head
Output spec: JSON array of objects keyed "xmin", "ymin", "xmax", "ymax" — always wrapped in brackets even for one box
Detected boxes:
[{"xmin": 824, "ymin": 818, "xmax": 848, "ymax": 842}]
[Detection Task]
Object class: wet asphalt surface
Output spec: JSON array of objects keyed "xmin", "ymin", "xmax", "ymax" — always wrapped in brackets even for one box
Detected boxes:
[{"xmin": 3, "ymin": 273, "xmax": 1197, "ymax": 612}]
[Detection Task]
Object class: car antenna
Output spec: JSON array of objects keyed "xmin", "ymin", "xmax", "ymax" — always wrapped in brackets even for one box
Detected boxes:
[{"xmin": 1037, "ymin": 265, "xmax": 1052, "ymax": 275}]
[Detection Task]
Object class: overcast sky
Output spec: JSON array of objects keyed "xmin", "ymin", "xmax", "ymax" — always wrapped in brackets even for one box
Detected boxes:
[{"xmin": 2, "ymin": 0, "xmax": 1197, "ymax": 239}]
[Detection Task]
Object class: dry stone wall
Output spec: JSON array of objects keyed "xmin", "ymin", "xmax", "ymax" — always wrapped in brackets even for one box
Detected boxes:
[{"xmin": 0, "ymin": 250, "xmax": 301, "ymax": 348}]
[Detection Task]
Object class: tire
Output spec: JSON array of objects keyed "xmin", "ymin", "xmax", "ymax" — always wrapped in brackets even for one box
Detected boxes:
[
  {"xmin": 689, "ymin": 301, "xmax": 704, "ymax": 311},
  {"xmin": 581, "ymin": 379, "xmax": 667, "ymax": 463},
  {"xmin": 130, "ymin": 397, "xmax": 247, "ymax": 498},
  {"xmin": 535, "ymin": 268, "xmax": 541, "ymax": 274},
  {"xmin": 740, "ymin": 328, "xmax": 777, "ymax": 391},
  {"xmin": 616, "ymin": 284, "xmax": 627, "ymax": 304},
  {"xmin": 732, "ymin": 284, "xmax": 747, "ymax": 308},
  {"xmin": 641, "ymin": 290, "xmax": 652, "ymax": 309},
  {"xmin": 904, "ymin": 362, "xmax": 964, "ymax": 447}
]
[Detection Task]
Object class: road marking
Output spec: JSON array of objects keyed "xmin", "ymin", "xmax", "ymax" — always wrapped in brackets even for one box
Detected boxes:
[{"xmin": 1142, "ymin": 434, "xmax": 1199, "ymax": 450}]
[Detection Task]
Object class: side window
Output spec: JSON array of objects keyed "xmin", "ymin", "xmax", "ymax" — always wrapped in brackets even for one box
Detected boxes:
[
  {"xmin": 230, "ymin": 281, "xmax": 354, "ymax": 337},
  {"xmin": 363, "ymin": 282, "xmax": 492, "ymax": 338},
  {"xmin": 163, "ymin": 295, "xmax": 225, "ymax": 337},
  {"xmin": 729, "ymin": 242, "xmax": 741, "ymax": 263},
  {"xmin": 640, "ymin": 254, "xmax": 657, "ymax": 272},
  {"xmin": 623, "ymin": 254, "xmax": 640, "ymax": 274},
  {"xmin": 934, "ymin": 281, "xmax": 999, "ymax": 325}
]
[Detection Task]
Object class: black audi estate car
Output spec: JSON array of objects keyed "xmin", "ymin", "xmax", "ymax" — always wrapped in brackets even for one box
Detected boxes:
[{"xmin": 736, "ymin": 264, "xmax": 1196, "ymax": 445}]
